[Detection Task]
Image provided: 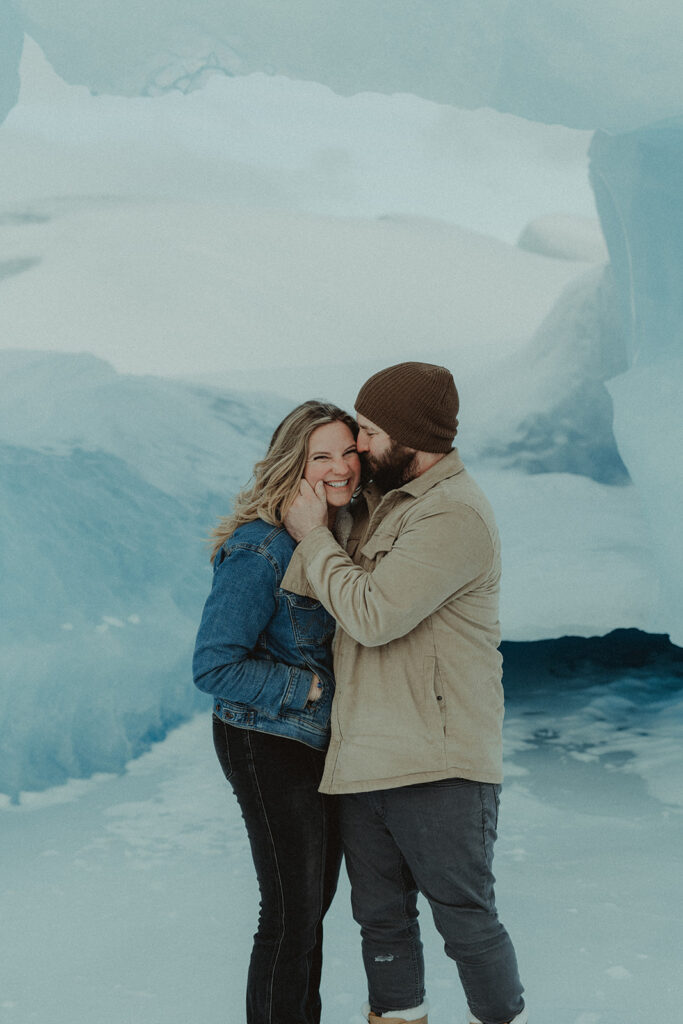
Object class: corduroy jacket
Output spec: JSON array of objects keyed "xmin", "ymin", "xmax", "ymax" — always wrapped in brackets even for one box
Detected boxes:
[{"xmin": 281, "ymin": 448, "xmax": 504, "ymax": 793}]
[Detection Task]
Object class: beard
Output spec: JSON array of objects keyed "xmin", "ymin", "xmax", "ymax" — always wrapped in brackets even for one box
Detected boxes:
[{"xmin": 362, "ymin": 441, "xmax": 419, "ymax": 494}]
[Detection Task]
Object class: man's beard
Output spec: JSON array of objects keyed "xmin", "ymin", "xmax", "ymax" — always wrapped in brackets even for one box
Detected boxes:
[{"xmin": 363, "ymin": 441, "xmax": 418, "ymax": 494}]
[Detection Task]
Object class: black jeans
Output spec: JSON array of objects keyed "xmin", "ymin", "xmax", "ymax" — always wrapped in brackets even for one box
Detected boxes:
[
  {"xmin": 213, "ymin": 718, "xmax": 342, "ymax": 1024},
  {"xmin": 340, "ymin": 778, "xmax": 525, "ymax": 1024}
]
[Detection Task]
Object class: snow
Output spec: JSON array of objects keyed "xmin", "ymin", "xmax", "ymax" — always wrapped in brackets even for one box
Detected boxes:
[
  {"xmin": 0, "ymin": 37, "xmax": 596, "ymax": 243},
  {"xmin": 518, "ymin": 215, "xmax": 608, "ymax": 264},
  {"xmin": 0, "ymin": 197, "xmax": 589, "ymax": 380},
  {"xmin": 479, "ymin": 470, "xmax": 656, "ymax": 642},
  {"xmin": 1, "ymin": 647, "xmax": 681, "ymax": 1023}
]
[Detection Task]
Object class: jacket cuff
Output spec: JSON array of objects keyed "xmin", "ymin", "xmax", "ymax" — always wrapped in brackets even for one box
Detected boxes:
[
  {"xmin": 281, "ymin": 665, "xmax": 314, "ymax": 711},
  {"xmin": 281, "ymin": 526, "xmax": 333, "ymax": 597}
]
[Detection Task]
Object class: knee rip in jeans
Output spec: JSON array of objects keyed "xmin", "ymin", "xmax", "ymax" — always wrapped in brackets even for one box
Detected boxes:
[{"xmin": 374, "ymin": 954, "xmax": 395, "ymax": 963}]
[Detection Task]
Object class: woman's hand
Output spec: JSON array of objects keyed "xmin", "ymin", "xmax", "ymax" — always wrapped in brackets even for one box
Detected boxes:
[{"xmin": 306, "ymin": 674, "xmax": 323, "ymax": 703}]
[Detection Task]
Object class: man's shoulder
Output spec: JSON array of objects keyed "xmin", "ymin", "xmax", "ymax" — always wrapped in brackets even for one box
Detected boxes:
[
  {"xmin": 397, "ymin": 473, "xmax": 500, "ymax": 575},
  {"xmin": 413, "ymin": 466, "xmax": 495, "ymax": 520},
  {"xmin": 444, "ymin": 465, "xmax": 495, "ymax": 509}
]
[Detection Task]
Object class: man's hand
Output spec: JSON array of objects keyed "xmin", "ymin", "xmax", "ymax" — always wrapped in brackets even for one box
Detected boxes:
[{"xmin": 284, "ymin": 479, "xmax": 328, "ymax": 541}]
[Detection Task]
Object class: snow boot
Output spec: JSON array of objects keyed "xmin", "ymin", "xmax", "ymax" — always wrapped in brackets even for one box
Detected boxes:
[
  {"xmin": 363, "ymin": 999, "xmax": 429, "ymax": 1024},
  {"xmin": 468, "ymin": 1007, "xmax": 528, "ymax": 1024},
  {"xmin": 368, "ymin": 1015, "xmax": 428, "ymax": 1024}
]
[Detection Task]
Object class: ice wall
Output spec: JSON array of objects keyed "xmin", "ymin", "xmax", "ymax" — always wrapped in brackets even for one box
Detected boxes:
[
  {"xmin": 0, "ymin": 1, "xmax": 22, "ymax": 123},
  {"xmin": 590, "ymin": 122, "xmax": 683, "ymax": 366},
  {"xmin": 607, "ymin": 361, "xmax": 683, "ymax": 645},
  {"xmin": 464, "ymin": 260, "xmax": 631, "ymax": 485},
  {"xmin": 0, "ymin": 351, "xmax": 289, "ymax": 799},
  {"xmin": 590, "ymin": 124, "xmax": 683, "ymax": 645},
  {"xmin": 4, "ymin": 0, "xmax": 683, "ymax": 130}
]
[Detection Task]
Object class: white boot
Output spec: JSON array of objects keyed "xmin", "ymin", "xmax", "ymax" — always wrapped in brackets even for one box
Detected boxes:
[{"xmin": 469, "ymin": 1007, "xmax": 528, "ymax": 1024}]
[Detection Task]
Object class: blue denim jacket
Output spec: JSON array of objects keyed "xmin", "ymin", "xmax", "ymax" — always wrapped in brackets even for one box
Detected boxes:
[{"xmin": 193, "ymin": 519, "xmax": 335, "ymax": 750}]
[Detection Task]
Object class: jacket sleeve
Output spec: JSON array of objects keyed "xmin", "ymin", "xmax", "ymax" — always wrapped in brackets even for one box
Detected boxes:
[
  {"xmin": 193, "ymin": 545, "xmax": 314, "ymax": 715},
  {"xmin": 281, "ymin": 505, "xmax": 495, "ymax": 647}
]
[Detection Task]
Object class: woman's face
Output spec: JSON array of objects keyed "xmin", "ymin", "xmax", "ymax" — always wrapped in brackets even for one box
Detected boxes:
[{"xmin": 303, "ymin": 421, "xmax": 361, "ymax": 509}]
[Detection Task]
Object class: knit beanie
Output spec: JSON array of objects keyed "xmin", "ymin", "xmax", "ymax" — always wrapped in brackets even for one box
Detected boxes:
[{"xmin": 355, "ymin": 361, "xmax": 459, "ymax": 453}]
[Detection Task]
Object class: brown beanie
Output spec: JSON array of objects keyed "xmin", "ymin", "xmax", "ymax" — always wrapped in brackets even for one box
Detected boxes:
[{"xmin": 355, "ymin": 361, "xmax": 459, "ymax": 453}]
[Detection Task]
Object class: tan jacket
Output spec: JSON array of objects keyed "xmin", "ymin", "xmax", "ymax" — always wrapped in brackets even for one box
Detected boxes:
[{"xmin": 281, "ymin": 449, "xmax": 504, "ymax": 794}]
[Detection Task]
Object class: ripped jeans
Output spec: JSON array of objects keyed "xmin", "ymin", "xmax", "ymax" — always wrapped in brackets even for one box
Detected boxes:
[{"xmin": 339, "ymin": 778, "xmax": 525, "ymax": 1024}]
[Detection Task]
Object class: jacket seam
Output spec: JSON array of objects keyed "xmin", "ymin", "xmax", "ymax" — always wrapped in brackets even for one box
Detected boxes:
[{"xmin": 227, "ymin": 541, "xmax": 284, "ymax": 583}]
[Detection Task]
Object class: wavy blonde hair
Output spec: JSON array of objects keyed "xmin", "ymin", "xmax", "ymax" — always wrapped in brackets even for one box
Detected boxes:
[{"xmin": 209, "ymin": 400, "xmax": 358, "ymax": 562}]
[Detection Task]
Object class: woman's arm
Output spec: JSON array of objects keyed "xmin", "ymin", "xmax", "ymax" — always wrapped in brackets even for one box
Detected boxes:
[{"xmin": 192, "ymin": 545, "xmax": 316, "ymax": 716}]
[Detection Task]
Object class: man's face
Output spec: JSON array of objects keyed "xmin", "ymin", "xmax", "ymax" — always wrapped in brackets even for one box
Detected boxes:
[{"xmin": 355, "ymin": 413, "xmax": 418, "ymax": 493}]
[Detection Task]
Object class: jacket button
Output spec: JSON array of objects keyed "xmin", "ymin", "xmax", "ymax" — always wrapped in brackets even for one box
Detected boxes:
[
  {"xmin": 225, "ymin": 712, "xmax": 234, "ymax": 719},
  {"xmin": 436, "ymin": 695, "xmax": 443, "ymax": 701}
]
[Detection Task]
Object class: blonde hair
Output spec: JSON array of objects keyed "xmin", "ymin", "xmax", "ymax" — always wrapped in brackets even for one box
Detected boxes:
[{"xmin": 209, "ymin": 400, "xmax": 357, "ymax": 561}]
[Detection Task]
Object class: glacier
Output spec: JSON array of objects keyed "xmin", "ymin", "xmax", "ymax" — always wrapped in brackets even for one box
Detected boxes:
[
  {"xmin": 590, "ymin": 123, "xmax": 683, "ymax": 649},
  {"xmin": 0, "ymin": 0, "xmax": 21, "ymax": 123},
  {"xmin": 0, "ymin": 350, "xmax": 290, "ymax": 799},
  {"xmin": 3, "ymin": 0, "xmax": 683, "ymax": 130}
]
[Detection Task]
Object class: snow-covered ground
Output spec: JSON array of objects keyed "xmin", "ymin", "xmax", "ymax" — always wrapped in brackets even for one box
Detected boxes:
[
  {"xmin": 0, "ymin": 195, "xmax": 590, "ymax": 381},
  {"xmin": 2, "ymin": 640, "xmax": 681, "ymax": 1024}
]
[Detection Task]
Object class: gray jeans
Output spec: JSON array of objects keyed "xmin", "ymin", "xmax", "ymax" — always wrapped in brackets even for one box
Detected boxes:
[{"xmin": 339, "ymin": 778, "xmax": 525, "ymax": 1024}]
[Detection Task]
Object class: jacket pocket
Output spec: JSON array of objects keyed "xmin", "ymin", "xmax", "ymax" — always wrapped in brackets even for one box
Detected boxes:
[
  {"xmin": 284, "ymin": 592, "xmax": 335, "ymax": 647},
  {"xmin": 359, "ymin": 531, "xmax": 394, "ymax": 566},
  {"xmin": 423, "ymin": 655, "xmax": 447, "ymax": 730}
]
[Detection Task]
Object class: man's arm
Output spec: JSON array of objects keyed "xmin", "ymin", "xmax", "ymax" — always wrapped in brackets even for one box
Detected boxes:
[{"xmin": 282, "ymin": 503, "xmax": 495, "ymax": 647}]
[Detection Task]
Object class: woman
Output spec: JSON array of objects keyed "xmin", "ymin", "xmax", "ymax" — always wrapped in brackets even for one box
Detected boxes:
[{"xmin": 193, "ymin": 400, "xmax": 361, "ymax": 1024}]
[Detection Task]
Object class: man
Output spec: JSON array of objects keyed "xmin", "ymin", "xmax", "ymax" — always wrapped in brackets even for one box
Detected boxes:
[{"xmin": 283, "ymin": 362, "xmax": 526, "ymax": 1024}]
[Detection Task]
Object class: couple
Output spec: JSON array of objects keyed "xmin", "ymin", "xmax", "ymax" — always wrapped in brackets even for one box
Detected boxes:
[{"xmin": 193, "ymin": 362, "xmax": 527, "ymax": 1024}]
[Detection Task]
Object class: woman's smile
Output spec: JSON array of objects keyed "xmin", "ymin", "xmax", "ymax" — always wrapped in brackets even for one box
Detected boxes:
[{"xmin": 304, "ymin": 421, "xmax": 361, "ymax": 506}]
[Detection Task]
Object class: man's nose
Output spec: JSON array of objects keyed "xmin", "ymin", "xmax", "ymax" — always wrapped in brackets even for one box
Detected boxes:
[{"xmin": 356, "ymin": 435, "xmax": 369, "ymax": 453}]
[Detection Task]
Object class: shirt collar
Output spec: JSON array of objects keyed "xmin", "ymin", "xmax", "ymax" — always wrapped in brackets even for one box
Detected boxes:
[{"xmin": 362, "ymin": 447, "xmax": 464, "ymax": 508}]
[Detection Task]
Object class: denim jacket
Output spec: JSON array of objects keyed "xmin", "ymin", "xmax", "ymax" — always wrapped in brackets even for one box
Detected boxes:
[{"xmin": 193, "ymin": 519, "xmax": 335, "ymax": 750}]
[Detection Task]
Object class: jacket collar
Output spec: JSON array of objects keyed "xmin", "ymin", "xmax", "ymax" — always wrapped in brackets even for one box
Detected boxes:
[
  {"xmin": 400, "ymin": 447, "xmax": 464, "ymax": 497},
  {"xmin": 362, "ymin": 448, "xmax": 464, "ymax": 512}
]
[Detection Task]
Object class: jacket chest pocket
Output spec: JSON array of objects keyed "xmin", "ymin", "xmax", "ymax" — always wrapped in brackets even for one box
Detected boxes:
[
  {"xmin": 284, "ymin": 593, "xmax": 335, "ymax": 647},
  {"xmin": 359, "ymin": 531, "xmax": 395, "ymax": 569}
]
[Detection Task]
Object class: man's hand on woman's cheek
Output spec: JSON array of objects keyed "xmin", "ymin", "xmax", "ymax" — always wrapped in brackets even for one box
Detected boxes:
[{"xmin": 284, "ymin": 479, "xmax": 328, "ymax": 541}]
